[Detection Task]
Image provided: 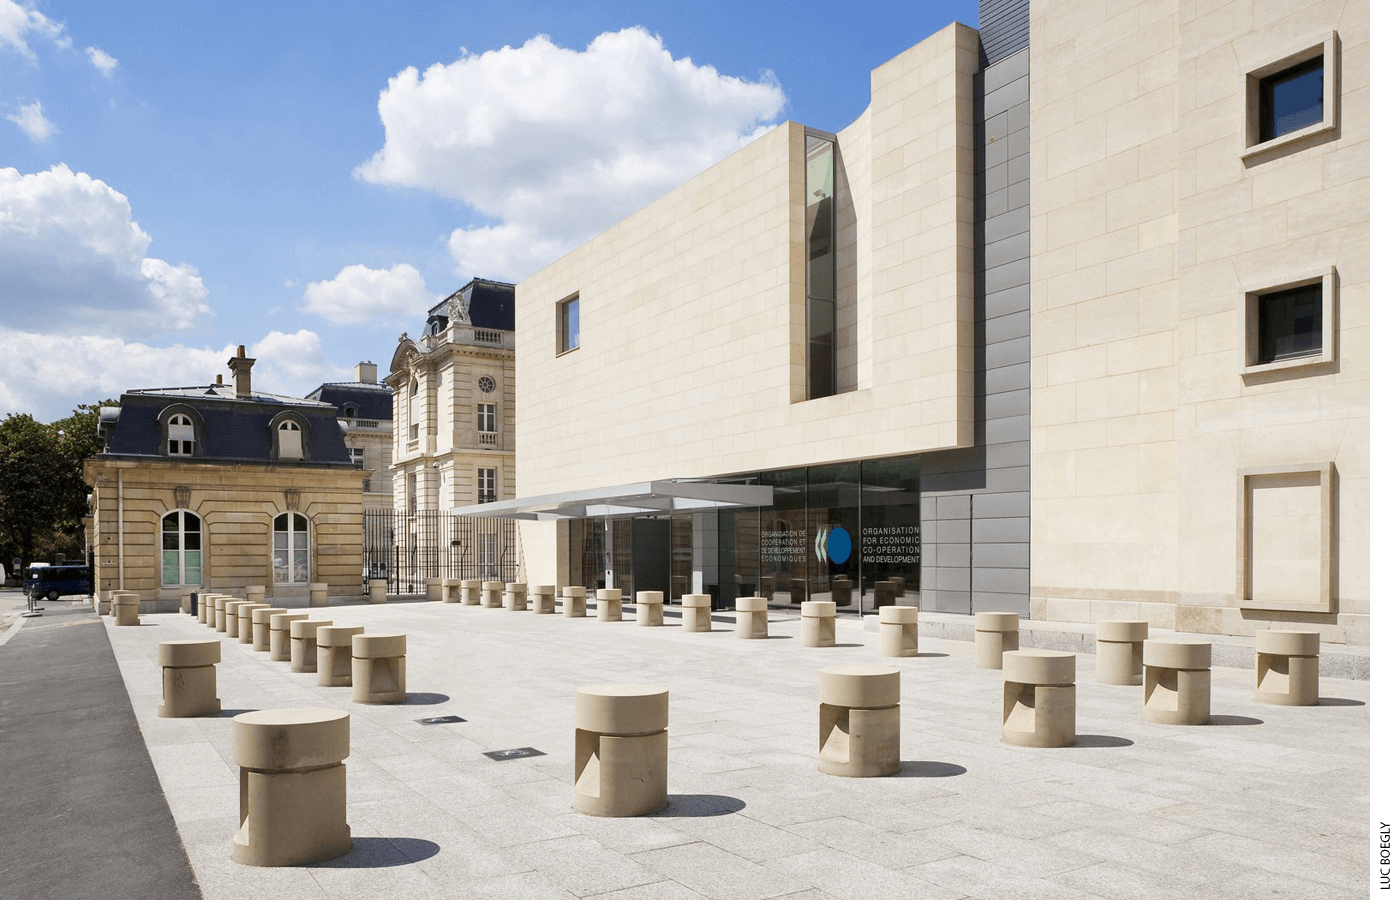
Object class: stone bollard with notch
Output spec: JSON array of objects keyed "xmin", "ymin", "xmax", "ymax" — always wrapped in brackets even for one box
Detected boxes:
[
  {"xmin": 444, "ymin": 578, "xmax": 462, "ymax": 604},
  {"xmin": 269, "ymin": 612, "xmax": 309, "ymax": 662},
  {"xmin": 1002, "ymin": 650, "xmax": 1077, "ymax": 747},
  {"xmin": 681, "ymin": 594, "xmax": 711, "ymax": 632},
  {"xmin": 1255, "ymin": 630, "xmax": 1320, "ymax": 706},
  {"xmin": 251, "ymin": 607, "xmax": 287, "ymax": 653},
  {"xmin": 1096, "ymin": 620, "xmax": 1149, "ymax": 685},
  {"xmin": 735, "ymin": 596, "xmax": 768, "ymax": 639},
  {"xmin": 800, "ymin": 600, "xmax": 836, "ymax": 647},
  {"xmin": 818, "ymin": 665, "xmax": 901, "ymax": 777},
  {"xmin": 316, "ymin": 626, "xmax": 365, "ymax": 687},
  {"xmin": 482, "ymin": 580, "xmax": 505, "ymax": 608},
  {"xmin": 463, "ymin": 579, "xmax": 482, "ymax": 606},
  {"xmin": 636, "ymin": 591, "xmax": 665, "ymax": 626},
  {"xmin": 368, "ymin": 579, "xmax": 387, "ymax": 604},
  {"xmin": 532, "ymin": 584, "xmax": 557, "ymax": 615},
  {"xmin": 289, "ymin": 619, "xmax": 333, "ymax": 673},
  {"xmin": 974, "ymin": 611, "xmax": 1020, "ymax": 669},
  {"xmin": 351, "ymin": 633, "xmax": 407, "ymax": 704},
  {"xmin": 113, "ymin": 590, "xmax": 141, "ymax": 626},
  {"xmin": 223, "ymin": 600, "xmax": 251, "ymax": 638},
  {"xmin": 573, "ymin": 684, "xmax": 668, "ymax": 817},
  {"xmin": 878, "ymin": 605, "xmax": 919, "ymax": 657},
  {"xmin": 596, "ymin": 588, "xmax": 623, "ymax": 622},
  {"xmin": 238, "ymin": 603, "xmax": 270, "ymax": 644},
  {"xmin": 505, "ymin": 582, "xmax": 528, "ymax": 611},
  {"xmin": 425, "ymin": 577, "xmax": 444, "ymax": 603},
  {"xmin": 1142, "ymin": 640, "xmax": 1212, "ymax": 725},
  {"xmin": 157, "ymin": 640, "xmax": 221, "ymax": 717},
  {"xmin": 561, "ymin": 586, "xmax": 587, "ymax": 617}
]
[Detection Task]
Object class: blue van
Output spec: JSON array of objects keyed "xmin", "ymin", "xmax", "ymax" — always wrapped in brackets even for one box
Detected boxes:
[{"xmin": 24, "ymin": 565, "xmax": 93, "ymax": 601}]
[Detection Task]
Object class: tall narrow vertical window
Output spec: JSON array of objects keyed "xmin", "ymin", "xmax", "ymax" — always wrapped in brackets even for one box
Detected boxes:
[
  {"xmin": 168, "ymin": 414, "xmax": 195, "ymax": 455},
  {"xmin": 558, "ymin": 295, "xmax": 580, "ymax": 353},
  {"xmin": 349, "ymin": 447, "xmax": 365, "ymax": 466},
  {"xmin": 477, "ymin": 403, "xmax": 497, "ymax": 433},
  {"xmin": 272, "ymin": 512, "xmax": 310, "ymax": 584},
  {"xmin": 408, "ymin": 379, "xmax": 419, "ymax": 440},
  {"xmin": 161, "ymin": 510, "xmax": 202, "ymax": 586},
  {"xmin": 478, "ymin": 467, "xmax": 497, "ymax": 504},
  {"xmin": 806, "ymin": 133, "xmax": 836, "ymax": 399},
  {"xmin": 277, "ymin": 420, "xmax": 302, "ymax": 459}
]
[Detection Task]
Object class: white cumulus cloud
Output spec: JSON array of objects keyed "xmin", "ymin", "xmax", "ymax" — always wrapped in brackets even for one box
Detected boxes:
[
  {"xmin": 356, "ymin": 26, "xmax": 785, "ymax": 281},
  {"xmin": 0, "ymin": 164, "xmax": 212, "ymax": 336},
  {"xmin": 0, "ymin": 329, "xmax": 349, "ymax": 422},
  {"xmin": 6, "ymin": 98, "xmax": 55, "ymax": 140},
  {"xmin": 85, "ymin": 44, "xmax": 116, "ymax": 76},
  {"xmin": 0, "ymin": 0, "xmax": 68, "ymax": 62},
  {"xmin": 301, "ymin": 262, "xmax": 433, "ymax": 325}
]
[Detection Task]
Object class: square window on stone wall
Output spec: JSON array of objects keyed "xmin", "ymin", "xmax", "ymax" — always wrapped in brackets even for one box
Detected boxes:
[
  {"xmin": 1239, "ymin": 267, "xmax": 1335, "ymax": 376},
  {"xmin": 1236, "ymin": 464, "xmax": 1335, "ymax": 614},
  {"xmin": 1241, "ymin": 32, "xmax": 1337, "ymax": 160}
]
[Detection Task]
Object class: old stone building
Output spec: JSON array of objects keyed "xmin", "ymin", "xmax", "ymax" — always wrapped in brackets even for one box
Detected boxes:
[
  {"xmin": 83, "ymin": 347, "xmax": 365, "ymax": 610},
  {"xmin": 305, "ymin": 361, "xmax": 394, "ymax": 511}
]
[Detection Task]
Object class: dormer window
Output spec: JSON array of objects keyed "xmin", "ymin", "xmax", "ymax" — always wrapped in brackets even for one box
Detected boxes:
[
  {"xmin": 277, "ymin": 420, "xmax": 303, "ymax": 460},
  {"xmin": 344, "ymin": 405, "xmax": 357, "ymax": 419},
  {"xmin": 168, "ymin": 414, "xmax": 195, "ymax": 456}
]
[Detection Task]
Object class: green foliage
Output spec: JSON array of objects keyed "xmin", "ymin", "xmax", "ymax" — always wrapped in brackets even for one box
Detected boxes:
[{"xmin": 0, "ymin": 400, "xmax": 117, "ymax": 570}]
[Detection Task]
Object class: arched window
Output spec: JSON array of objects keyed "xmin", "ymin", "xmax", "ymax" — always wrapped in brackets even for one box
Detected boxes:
[
  {"xmin": 272, "ymin": 512, "xmax": 310, "ymax": 584},
  {"xmin": 168, "ymin": 414, "xmax": 194, "ymax": 456},
  {"xmin": 277, "ymin": 420, "xmax": 302, "ymax": 460},
  {"xmin": 161, "ymin": 510, "xmax": 202, "ymax": 586},
  {"xmin": 344, "ymin": 405, "xmax": 357, "ymax": 419}
]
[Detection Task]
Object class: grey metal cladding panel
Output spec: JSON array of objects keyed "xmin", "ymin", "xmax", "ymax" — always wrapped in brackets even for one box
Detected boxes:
[
  {"xmin": 920, "ymin": 495, "xmax": 938, "ymax": 521},
  {"xmin": 935, "ymin": 567, "xmax": 972, "ymax": 591},
  {"xmin": 979, "ymin": 0, "xmax": 1030, "ymax": 66},
  {"xmin": 985, "ymin": 162, "xmax": 1009, "ymax": 195},
  {"xmin": 984, "ymin": 464, "xmax": 1030, "ymax": 492},
  {"xmin": 934, "ymin": 590, "xmax": 972, "ymax": 613},
  {"xmin": 985, "ymin": 208, "xmax": 1029, "ymax": 244},
  {"xmin": 985, "ymin": 188, "xmax": 1008, "ymax": 218},
  {"xmin": 937, "ymin": 495, "xmax": 972, "ymax": 520},
  {"xmin": 972, "ymin": 542, "xmax": 1031, "ymax": 568},
  {"xmin": 1005, "ymin": 128, "xmax": 1031, "ymax": 163},
  {"xmin": 985, "ymin": 336, "xmax": 1031, "ymax": 370},
  {"xmin": 986, "ymin": 284, "xmax": 1030, "ymax": 319},
  {"xmin": 985, "ymin": 110, "xmax": 1009, "ymax": 142},
  {"xmin": 973, "ymin": 516, "xmax": 1030, "ymax": 543},
  {"xmin": 986, "ymin": 310, "xmax": 1030, "ymax": 344},
  {"xmin": 984, "ymin": 441, "xmax": 1031, "ymax": 470},
  {"xmin": 973, "ymin": 567, "xmax": 1030, "ymax": 594},
  {"xmin": 985, "ymin": 362, "xmax": 1030, "ymax": 394},
  {"xmin": 982, "ymin": 47, "xmax": 1029, "ymax": 95},
  {"xmin": 984, "ymin": 415, "xmax": 1029, "ymax": 446},
  {"xmin": 935, "ymin": 519, "xmax": 972, "ymax": 543},
  {"xmin": 1006, "ymin": 150, "xmax": 1030, "ymax": 188},
  {"xmin": 985, "ymin": 136, "xmax": 1009, "ymax": 169},
  {"xmin": 985, "ymin": 388, "xmax": 1030, "ymax": 420},
  {"xmin": 984, "ymin": 79, "xmax": 1029, "ymax": 118},
  {"xmin": 985, "ymin": 258, "xmax": 1030, "ymax": 295},
  {"xmin": 1005, "ymin": 99, "xmax": 1030, "ymax": 136},
  {"xmin": 972, "ymin": 592, "xmax": 1029, "ymax": 616},
  {"xmin": 936, "ymin": 543, "xmax": 972, "ymax": 567},
  {"xmin": 922, "ymin": 445, "xmax": 984, "ymax": 477},
  {"xmin": 972, "ymin": 491, "xmax": 1031, "ymax": 519},
  {"xmin": 984, "ymin": 231, "xmax": 1030, "ymax": 270}
]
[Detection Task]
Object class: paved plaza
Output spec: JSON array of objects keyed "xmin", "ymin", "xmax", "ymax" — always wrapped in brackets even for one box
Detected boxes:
[{"xmin": 3, "ymin": 594, "xmax": 1371, "ymax": 898}]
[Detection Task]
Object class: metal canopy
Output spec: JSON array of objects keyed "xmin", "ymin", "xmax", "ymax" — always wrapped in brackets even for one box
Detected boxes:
[{"xmin": 454, "ymin": 480, "xmax": 773, "ymax": 521}]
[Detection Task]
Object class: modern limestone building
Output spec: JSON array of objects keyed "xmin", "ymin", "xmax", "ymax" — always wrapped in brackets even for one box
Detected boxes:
[
  {"xmin": 474, "ymin": 0, "xmax": 1368, "ymax": 645},
  {"xmin": 83, "ymin": 347, "xmax": 365, "ymax": 610},
  {"xmin": 305, "ymin": 361, "xmax": 394, "ymax": 511}
]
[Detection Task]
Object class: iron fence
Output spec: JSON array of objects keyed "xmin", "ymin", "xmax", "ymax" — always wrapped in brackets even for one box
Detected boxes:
[{"xmin": 363, "ymin": 509, "xmax": 519, "ymax": 594}]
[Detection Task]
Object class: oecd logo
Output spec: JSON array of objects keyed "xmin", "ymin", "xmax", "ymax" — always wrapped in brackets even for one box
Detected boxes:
[{"xmin": 814, "ymin": 525, "xmax": 852, "ymax": 566}]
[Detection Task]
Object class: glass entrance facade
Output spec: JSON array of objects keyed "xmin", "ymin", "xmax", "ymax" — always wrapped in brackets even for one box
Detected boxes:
[{"xmin": 565, "ymin": 455, "xmax": 921, "ymax": 612}]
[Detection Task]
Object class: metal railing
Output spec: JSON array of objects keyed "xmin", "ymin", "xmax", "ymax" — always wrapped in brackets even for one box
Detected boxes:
[{"xmin": 363, "ymin": 509, "xmax": 518, "ymax": 594}]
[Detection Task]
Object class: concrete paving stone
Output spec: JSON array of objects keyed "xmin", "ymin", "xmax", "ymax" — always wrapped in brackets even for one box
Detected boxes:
[
  {"xmin": 654, "ymin": 813, "xmax": 826, "ymax": 862},
  {"xmin": 784, "ymin": 816, "xmax": 961, "ymax": 869},
  {"xmin": 461, "ymin": 800, "xmax": 584, "ymax": 848},
  {"xmin": 630, "ymin": 841, "xmax": 811, "ymax": 900},
  {"xmin": 558, "ymin": 809, "xmax": 698, "ymax": 855},
  {"xmin": 511, "ymin": 833, "xmax": 670, "ymax": 896},
  {"xmin": 1175, "ymin": 829, "xmax": 1362, "ymax": 889},
  {"xmin": 764, "ymin": 847, "xmax": 967, "ymax": 900},
  {"xmin": 920, "ymin": 821, "xmax": 1108, "ymax": 876}
]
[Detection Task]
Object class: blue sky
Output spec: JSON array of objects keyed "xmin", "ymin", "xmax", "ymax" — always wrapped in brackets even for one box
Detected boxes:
[{"xmin": 1, "ymin": 0, "xmax": 980, "ymax": 420}]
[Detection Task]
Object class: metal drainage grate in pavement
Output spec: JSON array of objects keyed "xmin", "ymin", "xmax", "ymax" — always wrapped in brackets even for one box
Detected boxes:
[
  {"xmin": 416, "ymin": 715, "xmax": 466, "ymax": 725},
  {"xmin": 484, "ymin": 747, "xmax": 545, "ymax": 761}
]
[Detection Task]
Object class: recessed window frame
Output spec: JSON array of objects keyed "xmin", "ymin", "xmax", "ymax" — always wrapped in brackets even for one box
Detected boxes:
[
  {"xmin": 478, "ymin": 467, "xmax": 497, "ymax": 504},
  {"xmin": 1241, "ymin": 32, "xmax": 1338, "ymax": 161},
  {"xmin": 477, "ymin": 402, "xmax": 497, "ymax": 433},
  {"xmin": 1239, "ymin": 266, "xmax": 1336, "ymax": 376},
  {"xmin": 557, "ymin": 294, "xmax": 580, "ymax": 355},
  {"xmin": 160, "ymin": 509, "xmax": 202, "ymax": 586},
  {"xmin": 1236, "ymin": 463, "xmax": 1335, "ymax": 614},
  {"xmin": 272, "ymin": 511, "xmax": 311, "ymax": 585}
]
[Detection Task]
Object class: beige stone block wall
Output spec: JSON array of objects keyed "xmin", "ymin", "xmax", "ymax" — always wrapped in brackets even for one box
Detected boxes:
[
  {"xmin": 515, "ymin": 24, "xmax": 978, "ymax": 498},
  {"xmin": 1030, "ymin": 0, "xmax": 1368, "ymax": 643}
]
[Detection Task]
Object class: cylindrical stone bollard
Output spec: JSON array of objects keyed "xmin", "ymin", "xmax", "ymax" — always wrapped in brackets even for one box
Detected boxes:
[
  {"xmin": 230, "ymin": 709, "xmax": 351, "ymax": 866},
  {"xmin": 680, "ymin": 594, "xmax": 711, "ymax": 632},
  {"xmin": 505, "ymin": 582, "xmax": 528, "ymax": 611},
  {"xmin": 269, "ymin": 611, "xmax": 309, "ymax": 662},
  {"xmin": 531, "ymin": 584, "xmax": 557, "ymax": 615},
  {"xmin": 463, "ymin": 579, "xmax": 482, "ymax": 606},
  {"xmin": 223, "ymin": 600, "xmax": 251, "ymax": 638},
  {"xmin": 735, "ymin": 596, "xmax": 768, "ymax": 639},
  {"xmin": 1255, "ymin": 630, "xmax": 1320, "ymax": 706},
  {"xmin": 250, "ymin": 607, "xmax": 287, "ymax": 652},
  {"xmin": 482, "ymin": 580, "xmax": 505, "ymax": 608},
  {"xmin": 636, "ymin": 591, "xmax": 665, "ymax": 627},
  {"xmin": 425, "ymin": 577, "xmax": 444, "ymax": 603},
  {"xmin": 1096, "ymin": 620, "xmax": 1149, "ymax": 685},
  {"xmin": 157, "ymin": 640, "xmax": 221, "ymax": 717},
  {"xmin": 289, "ymin": 619, "xmax": 333, "ymax": 673},
  {"xmin": 238, "ymin": 603, "xmax": 270, "ymax": 644},
  {"xmin": 1002, "ymin": 650, "xmax": 1077, "ymax": 747},
  {"xmin": 212, "ymin": 595, "xmax": 230, "ymax": 631},
  {"xmin": 800, "ymin": 601, "xmax": 836, "ymax": 647},
  {"xmin": 113, "ymin": 590, "xmax": 140, "ymax": 626},
  {"xmin": 574, "ymin": 684, "xmax": 668, "ymax": 817},
  {"xmin": 97, "ymin": 590, "xmax": 113, "ymax": 616},
  {"xmin": 1142, "ymin": 640, "xmax": 1212, "ymax": 725},
  {"xmin": 351, "ymin": 633, "xmax": 407, "ymax": 704},
  {"xmin": 818, "ymin": 665, "xmax": 901, "ymax": 777},
  {"xmin": 561, "ymin": 586, "xmax": 587, "ymax": 617},
  {"xmin": 368, "ymin": 579, "xmax": 387, "ymax": 604},
  {"xmin": 873, "ymin": 581, "xmax": 898, "ymax": 609},
  {"xmin": 878, "ymin": 605, "xmax": 919, "ymax": 657},
  {"xmin": 309, "ymin": 583, "xmax": 329, "ymax": 608},
  {"xmin": 974, "ymin": 611, "xmax": 1020, "ymax": 669},
  {"xmin": 444, "ymin": 578, "xmax": 462, "ymax": 604},
  {"xmin": 596, "ymin": 588, "xmax": 623, "ymax": 622},
  {"xmin": 197, "ymin": 592, "xmax": 215, "ymax": 625},
  {"xmin": 316, "ymin": 626, "xmax": 365, "ymax": 687}
]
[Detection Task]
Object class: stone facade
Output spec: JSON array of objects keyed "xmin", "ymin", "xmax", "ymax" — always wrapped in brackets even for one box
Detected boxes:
[
  {"xmin": 306, "ymin": 362, "xmax": 394, "ymax": 511},
  {"xmin": 83, "ymin": 349, "xmax": 365, "ymax": 611}
]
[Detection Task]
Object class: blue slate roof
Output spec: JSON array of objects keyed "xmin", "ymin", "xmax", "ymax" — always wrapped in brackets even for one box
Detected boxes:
[
  {"xmin": 304, "ymin": 383, "xmax": 393, "ymax": 420},
  {"xmin": 425, "ymin": 278, "xmax": 515, "ymax": 333}
]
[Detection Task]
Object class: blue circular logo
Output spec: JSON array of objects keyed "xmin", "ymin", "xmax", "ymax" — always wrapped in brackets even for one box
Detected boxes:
[{"xmin": 827, "ymin": 526, "xmax": 852, "ymax": 565}]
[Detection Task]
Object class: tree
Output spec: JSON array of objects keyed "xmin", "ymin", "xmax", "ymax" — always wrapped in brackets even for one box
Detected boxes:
[{"xmin": 0, "ymin": 400, "xmax": 116, "ymax": 570}]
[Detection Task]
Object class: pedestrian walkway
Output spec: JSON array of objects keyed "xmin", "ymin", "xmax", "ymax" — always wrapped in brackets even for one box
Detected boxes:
[{"xmin": 89, "ymin": 596, "xmax": 1366, "ymax": 900}]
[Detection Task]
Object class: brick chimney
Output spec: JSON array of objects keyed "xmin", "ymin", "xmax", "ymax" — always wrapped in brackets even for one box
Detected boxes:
[
  {"xmin": 228, "ymin": 345, "xmax": 255, "ymax": 398},
  {"xmin": 355, "ymin": 361, "xmax": 378, "ymax": 384}
]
